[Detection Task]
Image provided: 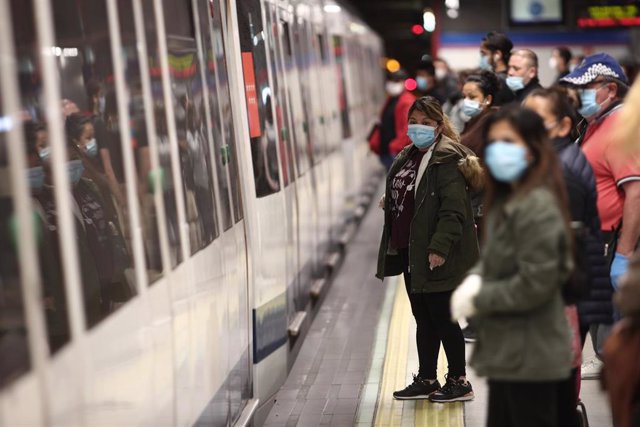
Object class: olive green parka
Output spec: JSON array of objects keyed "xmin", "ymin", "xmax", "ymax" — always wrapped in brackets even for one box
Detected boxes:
[
  {"xmin": 376, "ymin": 136, "xmax": 482, "ymax": 293},
  {"xmin": 470, "ymin": 187, "xmax": 573, "ymax": 381}
]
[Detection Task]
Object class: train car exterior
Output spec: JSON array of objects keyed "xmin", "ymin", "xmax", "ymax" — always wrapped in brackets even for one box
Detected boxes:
[{"xmin": 0, "ymin": 0, "xmax": 383, "ymax": 426}]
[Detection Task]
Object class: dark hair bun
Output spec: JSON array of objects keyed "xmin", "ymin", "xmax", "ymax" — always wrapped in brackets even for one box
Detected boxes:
[
  {"xmin": 465, "ymin": 70, "xmax": 500, "ymax": 99},
  {"xmin": 479, "ymin": 70, "xmax": 499, "ymax": 97}
]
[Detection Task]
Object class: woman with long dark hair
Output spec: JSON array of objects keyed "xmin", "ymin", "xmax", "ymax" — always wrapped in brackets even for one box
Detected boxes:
[
  {"xmin": 451, "ymin": 107, "xmax": 573, "ymax": 426},
  {"xmin": 376, "ymin": 96, "xmax": 482, "ymax": 402}
]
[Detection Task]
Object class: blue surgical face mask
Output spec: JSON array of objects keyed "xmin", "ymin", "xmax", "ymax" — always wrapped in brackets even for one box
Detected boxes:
[
  {"xmin": 578, "ymin": 88, "xmax": 601, "ymax": 118},
  {"xmin": 506, "ymin": 76, "xmax": 525, "ymax": 92},
  {"xmin": 485, "ymin": 141, "xmax": 529, "ymax": 183},
  {"xmin": 84, "ymin": 138, "xmax": 98, "ymax": 158},
  {"xmin": 479, "ymin": 55, "xmax": 492, "ymax": 71},
  {"xmin": 462, "ymin": 98, "xmax": 483, "ymax": 118},
  {"xmin": 416, "ymin": 76, "xmax": 429, "ymax": 91},
  {"xmin": 67, "ymin": 159, "xmax": 85, "ymax": 185},
  {"xmin": 407, "ymin": 124, "xmax": 437, "ymax": 149},
  {"xmin": 27, "ymin": 166, "xmax": 44, "ymax": 190},
  {"xmin": 38, "ymin": 146, "xmax": 51, "ymax": 161}
]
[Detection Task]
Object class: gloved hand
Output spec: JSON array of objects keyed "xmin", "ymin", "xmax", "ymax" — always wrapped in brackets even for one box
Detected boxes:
[
  {"xmin": 610, "ymin": 252, "xmax": 629, "ymax": 291},
  {"xmin": 451, "ymin": 274, "xmax": 482, "ymax": 321}
]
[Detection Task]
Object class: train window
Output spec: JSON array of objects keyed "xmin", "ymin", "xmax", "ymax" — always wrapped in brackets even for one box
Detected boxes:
[
  {"xmin": 317, "ymin": 34, "xmax": 327, "ymax": 64},
  {"xmin": 51, "ymin": 0, "xmax": 139, "ymax": 327},
  {"xmin": 235, "ymin": 0, "xmax": 283, "ymax": 198},
  {"xmin": 140, "ymin": 0, "xmax": 184, "ymax": 267},
  {"xmin": 208, "ymin": 11, "xmax": 243, "ymax": 222},
  {"xmin": 162, "ymin": 0, "xmax": 220, "ymax": 252},
  {"xmin": 291, "ymin": 18, "xmax": 316, "ymax": 167},
  {"xmin": 14, "ymin": 0, "xmax": 141, "ymax": 331},
  {"xmin": 0, "ymin": 87, "xmax": 32, "ymax": 387},
  {"xmin": 265, "ymin": 4, "xmax": 295, "ymax": 187},
  {"xmin": 192, "ymin": 1, "xmax": 233, "ymax": 230},
  {"xmin": 282, "ymin": 21, "xmax": 293, "ymax": 58},
  {"xmin": 194, "ymin": 3, "xmax": 233, "ymax": 230},
  {"xmin": 114, "ymin": 1, "xmax": 168, "ymax": 281},
  {"xmin": 10, "ymin": 0, "xmax": 72, "ymax": 352},
  {"xmin": 332, "ymin": 36, "xmax": 352, "ymax": 139}
]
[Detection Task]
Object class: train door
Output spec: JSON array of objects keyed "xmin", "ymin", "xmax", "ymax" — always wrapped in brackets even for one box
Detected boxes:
[
  {"xmin": 277, "ymin": 2, "xmax": 316, "ymax": 310},
  {"xmin": 234, "ymin": 0, "xmax": 290, "ymax": 417},
  {"xmin": 328, "ymin": 34, "xmax": 350, "ymax": 240},
  {"xmin": 294, "ymin": 5, "xmax": 332, "ymax": 265},
  {"xmin": 312, "ymin": 14, "xmax": 337, "ymax": 250},
  {"xmin": 263, "ymin": 0, "xmax": 300, "ymax": 325},
  {"xmin": 194, "ymin": 0, "xmax": 252, "ymax": 422}
]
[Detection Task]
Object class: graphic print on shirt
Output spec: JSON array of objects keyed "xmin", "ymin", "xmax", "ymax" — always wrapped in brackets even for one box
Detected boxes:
[{"xmin": 390, "ymin": 157, "xmax": 419, "ymax": 220}]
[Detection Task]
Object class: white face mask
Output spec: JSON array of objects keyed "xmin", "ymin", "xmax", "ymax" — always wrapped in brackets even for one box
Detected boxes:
[
  {"xmin": 549, "ymin": 57, "xmax": 558, "ymax": 70},
  {"xmin": 385, "ymin": 81, "xmax": 404, "ymax": 96},
  {"xmin": 435, "ymin": 68, "xmax": 447, "ymax": 81}
]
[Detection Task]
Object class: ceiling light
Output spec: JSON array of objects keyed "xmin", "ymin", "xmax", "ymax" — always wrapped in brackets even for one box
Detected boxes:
[
  {"xmin": 324, "ymin": 4, "xmax": 341, "ymax": 13},
  {"xmin": 423, "ymin": 10, "xmax": 436, "ymax": 32}
]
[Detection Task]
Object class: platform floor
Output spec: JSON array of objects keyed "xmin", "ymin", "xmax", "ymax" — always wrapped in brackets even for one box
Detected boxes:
[{"xmin": 263, "ymin": 188, "xmax": 612, "ymax": 426}]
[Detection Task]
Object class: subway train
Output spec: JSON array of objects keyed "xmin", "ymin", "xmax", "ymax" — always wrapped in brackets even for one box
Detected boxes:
[{"xmin": 0, "ymin": 0, "xmax": 383, "ymax": 425}]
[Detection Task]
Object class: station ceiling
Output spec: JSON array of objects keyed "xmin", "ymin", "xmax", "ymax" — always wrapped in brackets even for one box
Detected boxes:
[{"xmin": 346, "ymin": 0, "xmax": 434, "ymax": 74}]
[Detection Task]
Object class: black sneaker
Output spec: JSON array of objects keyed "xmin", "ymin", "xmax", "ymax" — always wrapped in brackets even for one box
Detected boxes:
[
  {"xmin": 463, "ymin": 325, "xmax": 476, "ymax": 343},
  {"xmin": 393, "ymin": 375, "xmax": 440, "ymax": 400},
  {"xmin": 429, "ymin": 375, "xmax": 474, "ymax": 403}
]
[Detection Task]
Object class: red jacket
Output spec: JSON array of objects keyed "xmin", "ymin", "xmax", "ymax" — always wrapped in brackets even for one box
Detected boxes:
[{"xmin": 368, "ymin": 91, "xmax": 415, "ymax": 156}]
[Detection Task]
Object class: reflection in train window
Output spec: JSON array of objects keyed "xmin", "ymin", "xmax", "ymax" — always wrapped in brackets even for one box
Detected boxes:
[
  {"xmin": 115, "ymin": 0, "xmax": 166, "ymax": 281},
  {"xmin": 208, "ymin": 3, "xmax": 244, "ymax": 222},
  {"xmin": 141, "ymin": 0, "xmax": 184, "ymax": 266},
  {"xmin": 265, "ymin": 2, "xmax": 297, "ymax": 185},
  {"xmin": 14, "ymin": 0, "xmax": 139, "ymax": 330},
  {"xmin": 333, "ymin": 36, "xmax": 352, "ymax": 139},
  {"xmin": 196, "ymin": 5, "xmax": 233, "ymax": 231},
  {"xmin": 164, "ymin": 0, "xmax": 219, "ymax": 251},
  {"xmin": 291, "ymin": 17, "xmax": 316, "ymax": 167},
  {"xmin": 317, "ymin": 34, "xmax": 326, "ymax": 64},
  {"xmin": 10, "ymin": 0, "xmax": 71, "ymax": 353},
  {"xmin": 235, "ymin": 0, "xmax": 281, "ymax": 198},
  {"xmin": 0, "ymin": 89, "xmax": 32, "ymax": 388}
]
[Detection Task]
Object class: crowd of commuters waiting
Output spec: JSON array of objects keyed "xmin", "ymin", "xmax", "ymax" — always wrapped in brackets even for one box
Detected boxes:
[{"xmin": 371, "ymin": 31, "xmax": 640, "ymax": 427}]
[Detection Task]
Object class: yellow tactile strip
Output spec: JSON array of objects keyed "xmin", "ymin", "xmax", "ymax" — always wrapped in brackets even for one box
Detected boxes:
[{"xmin": 374, "ymin": 278, "xmax": 465, "ymax": 426}]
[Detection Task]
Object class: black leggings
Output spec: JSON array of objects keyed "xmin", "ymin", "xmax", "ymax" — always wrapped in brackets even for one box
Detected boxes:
[
  {"xmin": 488, "ymin": 380, "xmax": 560, "ymax": 427},
  {"xmin": 400, "ymin": 251, "xmax": 466, "ymax": 379}
]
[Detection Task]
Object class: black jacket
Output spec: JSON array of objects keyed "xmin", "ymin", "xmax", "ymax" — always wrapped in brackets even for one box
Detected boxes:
[
  {"xmin": 513, "ymin": 77, "xmax": 542, "ymax": 103},
  {"xmin": 553, "ymin": 137, "xmax": 613, "ymax": 325},
  {"xmin": 493, "ymin": 71, "xmax": 516, "ymax": 106}
]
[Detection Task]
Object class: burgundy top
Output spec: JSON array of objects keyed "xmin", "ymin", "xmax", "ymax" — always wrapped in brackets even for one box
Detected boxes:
[{"xmin": 390, "ymin": 149, "xmax": 427, "ymax": 250}]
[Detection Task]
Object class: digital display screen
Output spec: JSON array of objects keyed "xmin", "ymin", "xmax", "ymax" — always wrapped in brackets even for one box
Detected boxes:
[
  {"xmin": 577, "ymin": 1, "xmax": 640, "ymax": 27},
  {"xmin": 510, "ymin": 0, "xmax": 564, "ymax": 25}
]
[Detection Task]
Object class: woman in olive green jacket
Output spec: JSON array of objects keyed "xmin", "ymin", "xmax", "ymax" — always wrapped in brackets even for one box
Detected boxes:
[
  {"xmin": 451, "ymin": 107, "xmax": 573, "ymax": 427},
  {"xmin": 376, "ymin": 96, "xmax": 482, "ymax": 403}
]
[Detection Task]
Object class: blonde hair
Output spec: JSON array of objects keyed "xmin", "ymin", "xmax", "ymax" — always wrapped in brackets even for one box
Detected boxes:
[{"xmin": 408, "ymin": 96, "xmax": 460, "ymax": 143}]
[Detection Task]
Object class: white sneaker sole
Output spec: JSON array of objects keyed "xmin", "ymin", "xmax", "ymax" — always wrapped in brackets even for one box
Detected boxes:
[
  {"xmin": 393, "ymin": 391, "xmax": 437, "ymax": 400},
  {"xmin": 429, "ymin": 392, "xmax": 475, "ymax": 403}
]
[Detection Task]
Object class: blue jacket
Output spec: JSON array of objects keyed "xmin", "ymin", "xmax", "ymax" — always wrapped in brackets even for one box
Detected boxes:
[{"xmin": 554, "ymin": 137, "xmax": 613, "ymax": 325}]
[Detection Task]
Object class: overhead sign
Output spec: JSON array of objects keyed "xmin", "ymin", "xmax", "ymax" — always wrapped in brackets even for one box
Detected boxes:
[
  {"xmin": 510, "ymin": 0, "xmax": 564, "ymax": 25},
  {"xmin": 578, "ymin": 4, "xmax": 640, "ymax": 27}
]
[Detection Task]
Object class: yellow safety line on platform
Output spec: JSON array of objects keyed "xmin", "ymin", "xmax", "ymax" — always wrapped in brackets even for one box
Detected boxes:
[{"xmin": 373, "ymin": 278, "xmax": 464, "ymax": 426}]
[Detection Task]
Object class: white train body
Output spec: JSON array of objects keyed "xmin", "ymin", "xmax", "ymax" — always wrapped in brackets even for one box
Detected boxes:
[{"xmin": 0, "ymin": 0, "xmax": 383, "ymax": 425}]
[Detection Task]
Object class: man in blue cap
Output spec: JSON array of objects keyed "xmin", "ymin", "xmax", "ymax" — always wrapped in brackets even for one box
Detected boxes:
[{"xmin": 561, "ymin": 53, "xmax": 640, "ymax": 379}]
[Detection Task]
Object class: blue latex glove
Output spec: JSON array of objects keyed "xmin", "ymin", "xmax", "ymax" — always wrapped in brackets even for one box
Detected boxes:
[{"xmin": 610, "ymin": 252, "xmax": 629, "ymax": 290}]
